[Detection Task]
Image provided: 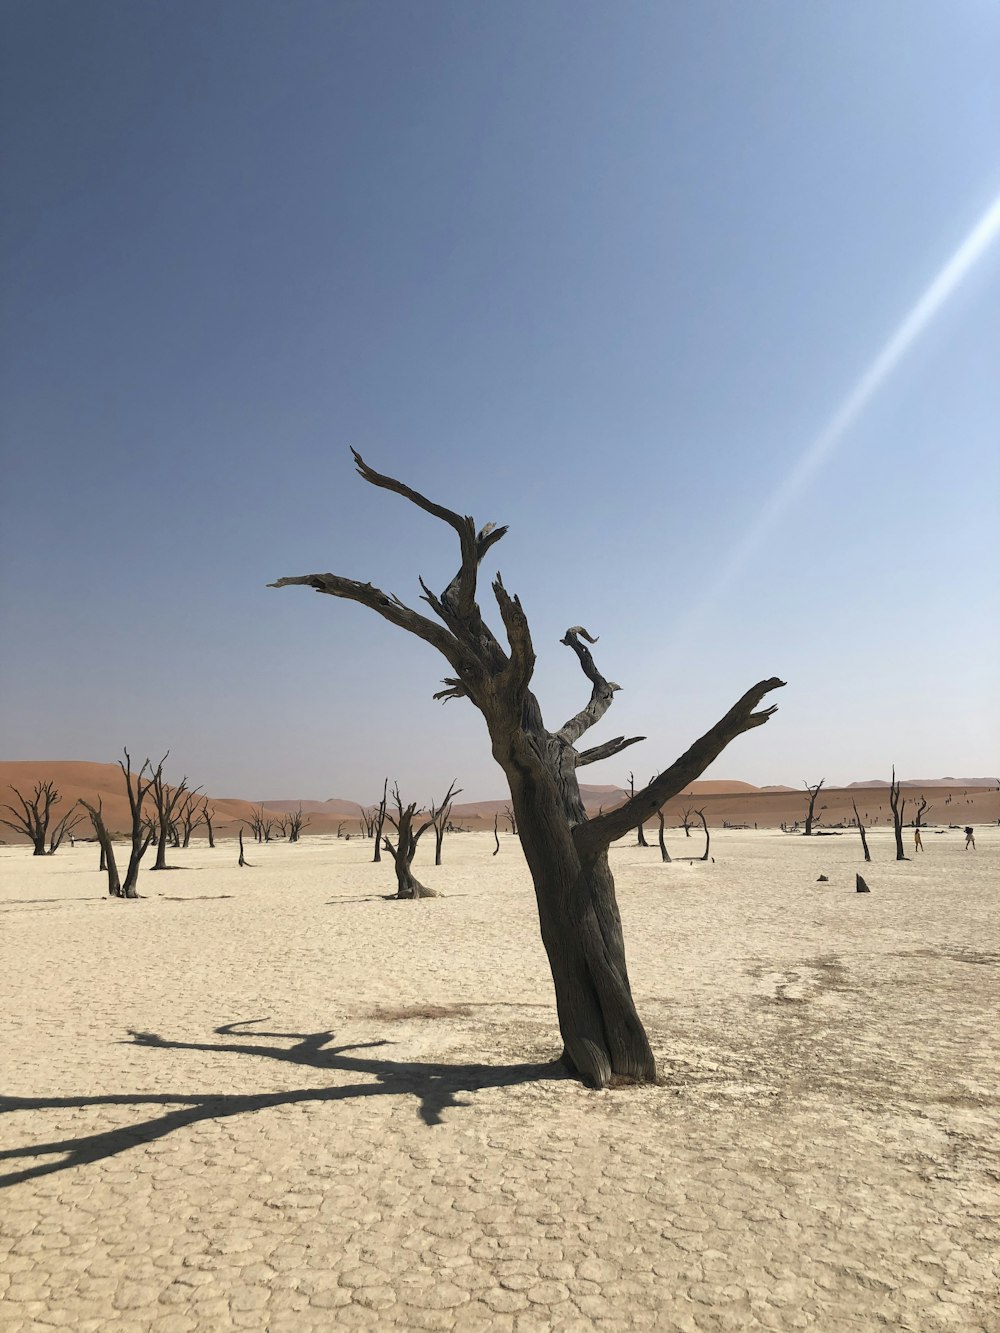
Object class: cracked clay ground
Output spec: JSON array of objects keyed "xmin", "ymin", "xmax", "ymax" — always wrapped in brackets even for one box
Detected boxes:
[{"xmin": 2, "ymin": 827, "xmax": 998, "ymax": 1331}]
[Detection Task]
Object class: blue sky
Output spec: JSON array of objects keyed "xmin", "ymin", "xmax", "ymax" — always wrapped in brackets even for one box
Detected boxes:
[{"xmin": 2, "ymin": 1, "xmax": 998, "ymax": 802}]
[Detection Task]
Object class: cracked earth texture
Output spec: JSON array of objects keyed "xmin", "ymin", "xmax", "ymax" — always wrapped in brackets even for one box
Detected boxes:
[{"xmin": 2, "ymin": 827, "xmax": 998, "ymax": 1331}]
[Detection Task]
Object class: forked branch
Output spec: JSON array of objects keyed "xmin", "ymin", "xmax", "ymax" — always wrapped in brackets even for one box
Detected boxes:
[
  {"xmin": 575, "ymin": 677, "xmax": 785, "ymax": 854},
  {"xmin": 556, "ymin": 627, "xmax": 621, "ymax": 745}
]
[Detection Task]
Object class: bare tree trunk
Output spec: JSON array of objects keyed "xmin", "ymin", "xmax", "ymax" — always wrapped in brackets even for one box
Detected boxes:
[
  {"xmin": 383, "ymin": 788, "xmax": 438, "ymax": 897},
  {"xmin": 430, "ymin": 780, "xmax": 461, "ymax": 866},
  {"xmin": 79, "ymin": 799, "xmax": 121, "ymax": 897},
  {"xmin": 149, "ymin": 756, "xmax": 187, "ymax": 870},
  {"xmin": 627, "ymin": 772, "xmax": 649, "ymax": 846},
  {"xmin": 117, "ymin": 750, "xmax": 156, "ymax": 898},
  {"xmin": 889, "ymin": 766, "xmax": 907, "ymax": 860},
  {"xmin": 657, "ymin": 809, "xmax": 671, "ymax": 862},
  {"xmin": 238, "ymin": 828, "xmax": 252, "ymax": 867},
  {"xmin": 372, "ymin": 779, "xmax": 388, "ymax": 863},
  {"xmin": 492, "ymin": 811, "xmax": 500, "ymax": 856},
  {"xmin": 695, "ymin": 808, "xmax": 710, "ymax": 861},
  {"xmin": 803, "ymin": 779, "xmax": 825, "ymax": 835},
  {"xmin": 851, "ymin": 799, "xmax": 871, "ymax": 862},
  {"xmin": 271, "ymin": 450, "xmax": 783, "ymax": 1087},
  {"xmin": 679, "ymin": 807, "xmax": 694, "ymax": 837},
  {"xmin": 204, "ymin": 806, "xmax": 216, "ymax": 848}
]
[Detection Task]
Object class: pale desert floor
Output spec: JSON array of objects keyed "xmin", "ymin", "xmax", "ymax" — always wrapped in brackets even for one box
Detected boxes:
[{"xmin": 1, "ymin": 828, "xmax": 998, "ymax": 1332}]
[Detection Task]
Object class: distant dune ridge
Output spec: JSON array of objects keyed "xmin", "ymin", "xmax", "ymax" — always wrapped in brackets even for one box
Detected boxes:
[{"xmin": 1, "ymin": 760, "xmax": 998, "ymax": 844}]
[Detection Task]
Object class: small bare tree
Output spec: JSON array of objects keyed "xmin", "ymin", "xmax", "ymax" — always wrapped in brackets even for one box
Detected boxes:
[
  {"xmin": 203, "ymin": 803, "xmax": 218, "ymax": 848},
  {"xmin": 503, "ymin": 803, "xmax": 518, "ymax": 836},
  {"xmin": 149, "ymin": 756, "xmax": 188, "ymax": 870},
  {"xmin": 429, "ymin": 780, "xmax": 462, "ymax": 866},
  {"xmin": 695, "ymin": 808, "xmax": 711, "ymax": 861},
  {"xmin": 288, "ymin": 805, "xmax": 311, "ymax": 842},
  {"xmin": 913, "ymin": 795, "xmax": 930, "ymax": 828},
  {"xmin": 627, "ymin": 772, "xmax": 650, "ymax": 847},
  {"xmin": 111, "ymin": 749, "xmax": 157, "ymax": 896},
  {"xmin": 678, "ymin": 807, "xmax": 695, "ymax": 837},
  {"xmin": 238, "ymin": 827, "xmax": 252, "ymax": 867},
  {"xmin": 382, "ymin": 785, "xmax": 438, "ymax": 898},
  {"xmin": 271, "ymin": 450, "xmax": 782, "ymax": 1085},
  {"xmin": 178, "ymin": 790, "xmax": 207, "ymax": 848},
  {"xmin": 851, "ymin": 799, "xmax": 871, "ymax": 862},
  {"xmin": 492, "ymin": 811, "xmax": 501, "ymax": 856},
  {"xmin": 78, "ymin": 797, "xmax": 122, "ymax": 896},
  {"xmin": 1, "ymin": 781, "xmax": 65, "ymax": 855},
  {"xmin": 803, "ymin": 779, "xmax": 825, "ymax": 836},
  {"xmin": 372, "ymin": 778, "xmax": 388, "ymax": 863},
  {"xmin": 889, "ymin": 766, "xmax": 908, "ymax": 861},
  {"xmin": 657, "ymin": 810, "xmax": 671, "ymax": 863}
]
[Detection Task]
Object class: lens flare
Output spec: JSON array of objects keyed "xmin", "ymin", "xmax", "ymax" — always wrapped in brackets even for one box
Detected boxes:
[{"xmin": 704, "ymin": 192, "xmax": 1000, "ymax": 607}]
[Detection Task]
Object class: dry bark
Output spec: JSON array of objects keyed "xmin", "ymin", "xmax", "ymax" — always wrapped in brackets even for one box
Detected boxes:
[
  {"xmin": 803, "ymin": 779, "xmax": 825, "ymax": 835},
  {"xmin": 889, "ymin": 766, "xmax": 908, "ymax": 860},
  {"xmin": 383, "ymin": 785, "xmax": 437, "ymax": 898},
  {"xmin": 116, "ymin": 750, "xmax": 156, "ymax": 897},
  {"xmin": 270, "ymin": 450, "xmax": 783, "ymax": 1087},
  {"xmin": 78, "ymin": 798, "xmax": 122, "ymax": 896},
  {"xmin": 851, "ymin": 799, "xmax": 872, "ymax": 863}
]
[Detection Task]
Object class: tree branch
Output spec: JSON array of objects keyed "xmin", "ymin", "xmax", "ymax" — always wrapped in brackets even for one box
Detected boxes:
[
  {"xmin": 268, "ymin": 573, "xmax": 472, "ymax": 678},
  {"xmin": 555, "ymin": 627, "xmax": 621, "ymax": 745},
  {"xmin": 575, "ymin": 678, "xmax": 786, "ymax": 854},
  {"xmin": 576, "ymin": 735, "xmax": 647, "ymax": 767},
  {"xmin": 350, "ymin": 449, "xmax": 507, "ymax": 622}
]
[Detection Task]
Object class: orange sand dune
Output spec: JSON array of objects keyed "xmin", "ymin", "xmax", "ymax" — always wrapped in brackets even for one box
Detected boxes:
[{"xmin": 3, "ymin": 760, "xmax": 999, "ymax": 845}]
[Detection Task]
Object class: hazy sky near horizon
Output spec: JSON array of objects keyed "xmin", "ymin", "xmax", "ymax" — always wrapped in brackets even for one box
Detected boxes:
[{"xmin": 2, "ymin": 1, "xmax": 998, "ymax": 803}]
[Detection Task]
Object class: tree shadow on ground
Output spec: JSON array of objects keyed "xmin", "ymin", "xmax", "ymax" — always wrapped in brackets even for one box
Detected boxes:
[{"xmin": 0, "ymin": 1018, "xmax": 565, "ymax": 1188}]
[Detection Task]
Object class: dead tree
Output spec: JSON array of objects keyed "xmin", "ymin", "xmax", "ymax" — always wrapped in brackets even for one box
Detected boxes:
[
  {"xmin": 203, "ymin": 804, "xmax": 217, "ymax": 848},
  {"xmin": 503, "ymin": 803, "xmax": 518, "ymax": 835},
  {"xmin": 627, "ymin": 772, "xmax": 649, "ymax": 846},
  {"xmin": 678, "ymin": 807, "xmax": 695, "ymax": 837},
  {"xmin": 116, "ymin": 749, "xmax": 157, "ymax": 896},
  {"xmin": 287, "ymin": 805, "xmax": 311, "ymax": 842},
  {"xmin": 238, "ymin": 828, "xmax": 252, "ymax": 867},
  {"xmin": 149, "ymin": 756, "xmax": 188, "ymax": 870},
  {"xmin": 382, "ymin": 785, "xmax": 438, "ymax": 898},
  {"xmin": 429, "ymin": 780, "xmax": 462, "ymax": 866},
  {"xmin": 695, "ymin": 808, "xmax": 711, "ymax": 861},
  {"xmin": 851, "ymin": 799, "xmax": 871, "ymax": 863},
  {"xmin": 657, "ymin": 808, "xmax": 671, "ymax": 863},
  {"xmin": 78, "ymin": 798, "xmax": 122, "ymax": 896},
  {"xmin": 48, "ymin": 805, "xmax": 84, "ymax": 855},
  {"xmin": 493, "ymin": 811, "xmax": 501, "ymax": 856},
  {"xmin": 372, "ymin": 778, "xmax": 388, "ymax": 863},
  {"xmin": 913, "ymin": 796, "xmax": 930, "ymax": 829},
  {"xmin": 803, "ymin": 779, "xmax": 825, "ymax": 835},
  {"xmin": 178, "ymin": 790, "xmax": 206, "ymax": 848},
  {"xmin": 889, "ymin": 766, "xmax": 908, "ymax": 860},
  {"xmin": 1, "ymin": 781, "xmax": 63, "ymax": 855},
  {"xmin": 271, "ymin": 449, "xmax": 783, "ymax": 1087}
]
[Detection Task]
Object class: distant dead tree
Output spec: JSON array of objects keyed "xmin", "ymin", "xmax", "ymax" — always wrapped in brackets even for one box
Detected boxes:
[
  {"xmin": 851, "ymin": 799, "xmax": 871, "ymax": 863},
  {"xmin": 503, "ymin": 803, "xmax": 518, "ymax": 836},
  {"xmin": 382, "ymin": 784, "xmax": 438, "ymax": 898},
  {"xmin": 1, "ymin": 781, "xmax": 75, "ymax": 856},
  {"xmin": 889, "ymin": 766, "xmax": 908, "ymax": 860},
  {"xmin": 271, "ymin": 449, "xmax": 782, "ymax": 1086},
  {"xmin": 492, "ymin": 811, "xmax": 501, "ymax": 856},
  {"xmin": 657, "ymin": 805, "xmax": 671, "ymax": 863},
  {"xmin": 201, "ymin": 804, "xmax": 218, "ymax": 848},
  {"xmin": 288, "ymin": 806, "xmax": 310, "ymax": 842},
  {"xmin": 913, "ymin": 796, "xmax": 930, "ymax": 829},
  {"xmin": 695, "ymin": 808, "xmax": 711, "ymax": 861},
  {"xmin": 48, "ymin": 804, "xmax": 85, "ymax": 855},
  {"xmin": 238, "ymin": 827, "xmax": 252, "ymax": 867},
  {"xmin": 803, "ymin": 779, "xmax": 825, "ymax": 836},
  {"xmin": 429, "ymin": 780, "xmax": 462, "ymax": 866},
  {"xmin": 178, "ymin": 790, "xmax": 207, "ymax": 849},
  {"xmin": 149, "ymin": 756, "xmax": 188, "ymax": 870},
  {"xmin": 83, "ymin": 750, "xmax": 156, "ymax": 897},
  {"xmin": 372, "ymin": 779, "xmax": 388, "ymax": 863},
  {"xmin": 78, "ymin": 797, "xmax": 122, "ymax": 896},
  {"xmin": 358, "ymin": 804, "xmax": 378, "ymax": 838},
  {"xmin": 678, "ymin": 807, "xmax": 695, "ymax": 837},
  {"xmin": 248, "ymin": 805, "xmax": 274, "ymax": 844},
  {"xmin": 627, "ymin": 772, "xmax": 649, "ymax": 846}
]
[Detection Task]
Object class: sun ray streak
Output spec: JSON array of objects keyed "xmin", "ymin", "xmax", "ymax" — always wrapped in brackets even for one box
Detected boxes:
[{"xmin": 701, "ymin": 192, "xmax": 1000, "ymax": 611}]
